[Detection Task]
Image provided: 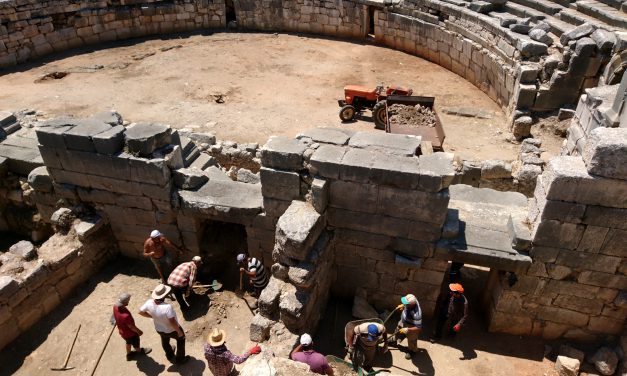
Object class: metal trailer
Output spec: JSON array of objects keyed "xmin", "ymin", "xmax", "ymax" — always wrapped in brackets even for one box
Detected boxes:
[{"xmin": 384, "ymin": 95, "xmax": 446, "ymax": 151}]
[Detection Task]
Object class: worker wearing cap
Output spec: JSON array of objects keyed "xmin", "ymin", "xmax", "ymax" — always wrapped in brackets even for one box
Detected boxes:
[
  {"xmin": 290, "ymin": 333, "xmax": 334, "ymax": 375},
  {"xmin": 393, "ymin": 294, "xmax": 423, "ymax": 359},
  {"xmin": 237, "ymin": 253, "xmax": 269, "ymax": 297},
  {"xmin": 143, "ymin": 229, "xmax": 184, "ymax": 283},
  {"xmin": 167, "ymin": 256, "xmax": 203, "ymax": 311},
  {"xmin": 348, "ymin": 322, "xmax": 388, "ymax": 369},
  {"xmin": 432, "ymin": 283, "xmax": 469, "ymax": 341}
]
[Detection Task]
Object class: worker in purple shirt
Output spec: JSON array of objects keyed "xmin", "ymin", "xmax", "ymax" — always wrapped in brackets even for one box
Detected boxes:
[{"xmin": 290, "ymin": 333, "xmax": 334, "ymax": 375}]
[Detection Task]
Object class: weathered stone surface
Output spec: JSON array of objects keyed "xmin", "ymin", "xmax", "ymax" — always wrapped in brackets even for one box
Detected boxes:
[
  {"xmin": 179, "ymin": 179, "xmax": 262, "ymax": 221},
  {"xmin": 124, "ymin": 123, "xmax": 171, "ymax": 157},
  {"xmin": 377, "ymin": 186, "xmax": 449, "ymax": 225},
  {"xmin": 556, "ymin": 249, "xmax": 620, "ymax": 273},
  {"xmin": 574, "ymin": 37, "xmax": 596, "ymax": 57},
  {"xmin": 529, "ymin": 28, "xmax": 553, "ymax": 46},
  {"xmin": 236, "ymin": 169, "xmax": 259, "ymax": 184},
  {"xmin": 74, "ymin": 215, "xmax": 105, "ymax": 241},
  {"xmin": 51, "ymin": 207, "xmax": 75, "ymax": 229},
  {"xmin": 507, "ymin": 213, "xmax": 531, "ymax": 251},
  {"xmin": 275, "ymin": 201, "xmax": 324, "ymax": 261},
  {"xmin": 512, "ymin": 116, "xmax": 533, "ymax": 139},
  {"xmin": 510, "ymin": 23, "xmax": 532, "ymax": 34},
  {"xmin": 92, "ymin": 124, "xmax": 125, "ymax": 155},
  {"xmin": 352, "ymin": 295, "xmax": 379, "ymax": 319},
  {"xmin": 583, "ymin": 127, "xmax": 627, "ymax": 180},
  {"xmin": 260, "ymin": 167, "xmax": 301, "ymax": 201},
  {"xmin": 0, "ymin": 276, "xmax": 20, "ymax": 303},
  {"xmin": 288, "ymin": 262, "xmax": 315, "ymax": 290},
  {"xmin": 417, "ymin": 152, "xmax": 456, "ymax": 191},
  {"xmin": 537, "ymin": 306, "xmax": 589, "ymax": 326},
  {"xmin": 298, "ymin": 127, "xmax": 351, "ymax": 145},
  {"xmin": 348, "ymin": 131, "xmax": 421, "ymax": 156},
  {"xmin": 558, "ymin": 345, "xmax": 584, "ymax": 363},
  {"xmin": 309, "ymin": 144, "xmax": 347, "ymax": 179},
  {"xmin": 63, "ymin": 119, "xmax": 111, "ymax": 152},
  {"xmin": 481, "ymin": 160, "xmax": 512, "ymax": 179},
  {"xmin": 542, "ymin": 156, "xmax": 627, "ymax": 209},
  {"xmin": 9, "ymin": 240, "xmax": 36, "ymax": 260},
  {"xmin": 27, "ymin": 166, "xmax": 52, "ymax": 192},
  {"xmin": 173, "ymin": 167, "xmax": 208, "ymax": 190},
  {"xmin": 260, "ymin": 136, "xmax": 307, "ymax": 170},
  {"xmin": 517, "ymin": 38, "xmax": 548, "ymax": 57},
  {"xmin": 555, "ymin": 356, "xmax": 580, "ymax": 376},
  {"xmin": 239, "ymin": 350, "xmax": 311, "ymax": 376},
  {"xmin": 591, "ymin": 347, "xmax": 618, "ymax": 376},
  {"xmin": 560, "ymin": 23, "xmax": 596, "ymax": 46},
  {"xmin": 310, "ymin": 178, "xmax": 328, "ymax": 214},
  {"xmin": 249, "ymin": 314, "xmax": 275, "ymax": 342},
  {"xmin": 591, "ymin": 29, "xmax": 616, "ymax": 52}
]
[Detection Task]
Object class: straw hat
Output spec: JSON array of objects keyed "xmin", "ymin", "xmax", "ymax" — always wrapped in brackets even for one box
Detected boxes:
[
  {"xmin": 151, "ymin": 284, "xmax": 172, "ymax": 300},
  {"xmin": 207, "ymin": 328, "xmax": 227, "ymax": 347}
]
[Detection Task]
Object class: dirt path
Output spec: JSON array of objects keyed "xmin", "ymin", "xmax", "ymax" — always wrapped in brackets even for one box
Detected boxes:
[
  {"xmin": 0, "ymin": 259, "xmax": 560, "ymax": 376},
  {"xmin": 0, "ymin": 32, "xmax": 560, "ymax": 161}
]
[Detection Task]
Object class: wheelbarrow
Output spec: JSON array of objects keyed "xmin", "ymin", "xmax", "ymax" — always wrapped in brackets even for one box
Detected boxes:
[
  {"xmin": 343, "ymin": 318, "xmax": 391, "ymax": 374},
  {"xmin": 326, "ymin": 355, "xmax": 388, "ymax": 376}
]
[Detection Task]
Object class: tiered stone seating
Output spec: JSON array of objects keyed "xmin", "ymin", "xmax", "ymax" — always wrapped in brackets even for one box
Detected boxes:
[{"xmin": 574, "ymin": 0, "xmax": 627, "ymax": 28}]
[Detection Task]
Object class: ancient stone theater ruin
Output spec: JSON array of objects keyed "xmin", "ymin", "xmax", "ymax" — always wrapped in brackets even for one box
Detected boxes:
[{"xmin": 0, "ymin": 0, "xmax": 626, "ymax": 374}]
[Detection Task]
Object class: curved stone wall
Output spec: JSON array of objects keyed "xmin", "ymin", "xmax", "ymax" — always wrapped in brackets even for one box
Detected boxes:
[{"xmin": 0, "ymin": 0, "xmax": 625, "ymax": 122}]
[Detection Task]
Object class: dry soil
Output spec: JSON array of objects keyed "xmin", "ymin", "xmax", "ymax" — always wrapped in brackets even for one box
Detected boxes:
[{"xmin": 0, "ymin": 32, "xmax": 562, "ymax": 161}]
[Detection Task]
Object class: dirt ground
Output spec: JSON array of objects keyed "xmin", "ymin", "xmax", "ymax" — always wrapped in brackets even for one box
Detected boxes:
[
  {"xmin": 0, "ymin": 259, "xmax": 563, "ymax": 376},
  {"xmin": 0, "ymin": 32, "xmax": 562, "ymax": 161}
]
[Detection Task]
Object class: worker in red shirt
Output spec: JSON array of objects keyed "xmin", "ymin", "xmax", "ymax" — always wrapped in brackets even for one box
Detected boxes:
[{"xmin": 112, "ymin": 292, "xmax": 152, "ymax": 361}]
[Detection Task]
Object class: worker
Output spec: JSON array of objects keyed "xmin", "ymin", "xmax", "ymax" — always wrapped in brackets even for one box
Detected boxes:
[
  {"xmin": 391, "ymin": 294, "xmax": 423, "ymax": 359},
  {"xmin": 143, "ymin": 229, "xmax": 183, "ymax": 283},
  {"xmin": 112, "ymin": 292, "xmax": 152, "ymax": 361},
  {"xmin": 348, "ymin": 322, "xmax": 387, "ymax": 369},
  {"xmin": 138, "ymin": 284, "xmax": 189, "ymax": 364},
  {"xmin": 432, "ymin": 283, "xmax": 469, "ymax": 342},
  {"xmin": 203, "ymin": 328, "xmax": 261, "ymax": 376},
  {"xmin": 290, "ymin": 333, "xmax": 334, "ymax": 375},
  {"xmin": 167, "ymin": 256, "xmax": 202, "ymax": 311},
  {"xmin": 237, "ymin": 253, "xmax": 269, "ymax": 297}
]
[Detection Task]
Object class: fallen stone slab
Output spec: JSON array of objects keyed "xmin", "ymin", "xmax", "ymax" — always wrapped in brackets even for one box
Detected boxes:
[
  {"xmin": 124, "ymin": 123, "xmax": 172, "ymax": 157},
  {"xmin": 298, "ymin": 127, "xmax": 351, "ymax": 145},
  {"xmin": 27, "ymin": 166, "xmax": 53, "ymax": 192},
  {"xmin": 469, "ymin": 1, "xmax": 494, "ymax": 13},
  {"xmin": 517, "ymin": 38, "xmax": 548, "ymax": 57},
  {"xmin": 560, "ymin": 22, "xmax": 596, "ymax": 46},
  {"xmin": 348, "ymin": 131, "xmax": 421, "ymax": 157},
  {"xmin": 441, "ymin": 107, "xmax": 493, "ymax": 119},
  {"xmin": 583, "ymin": 127, "xmax": 627, "ymax": 180},
  {"xmin": 173, "ymin": 167, "xmax": 209, "ymax": 190},
  {"xmin": 275, "ymin": 201, "xmax": 324, "ymax": 261},
  {"xmin": 260, "ymin": 136, "xmax": 307, "ymax": 170},
  {"xmin": 510, "ymin": 23, "xmax": 532, "ymax": 34},
  {"xmin": 9, "ymin": 240, "xmax": 36, "ymax": 260}
]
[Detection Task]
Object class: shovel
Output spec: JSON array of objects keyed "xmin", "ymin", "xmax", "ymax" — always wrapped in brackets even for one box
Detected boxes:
[
  {"xmin": 192, "ymin": 280, "xmax": 223, "ymax": 292},
  {"xmin": 51, "ymin": 324, "xmax": 81, "ymax": 371}
]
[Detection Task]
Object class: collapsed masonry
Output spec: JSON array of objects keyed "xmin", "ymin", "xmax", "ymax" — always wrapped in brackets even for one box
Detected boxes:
[{"xmin": 0, "ymin": 79, "xmax": 626, "ymax": 352}]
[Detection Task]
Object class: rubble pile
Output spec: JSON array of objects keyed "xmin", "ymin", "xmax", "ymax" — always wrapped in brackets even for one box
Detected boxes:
[{"xmin": 388, "ymin": 104, "xmax": 437, "ymax": 128}]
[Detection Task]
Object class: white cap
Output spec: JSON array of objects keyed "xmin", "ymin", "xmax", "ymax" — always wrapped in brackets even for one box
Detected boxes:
[
  {"xmin": 236, "ymin": 254, "xmax": 246, "ymax": 263},
  {"xmin": 192, "ymin": 256, "xmax": 202, "ymax": 263},
  {"xmin": 150, "ymin": 230, "xmax": 161, "ymax": 238},
  {"xmin": 300, "ymin": 333, "xmax": 313, "ymax": 346}
]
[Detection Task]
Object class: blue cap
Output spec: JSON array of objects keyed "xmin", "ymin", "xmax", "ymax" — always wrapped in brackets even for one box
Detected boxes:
[{"xmin": 367, "ymin": 324, "xmax": 379, "ymax": 341}]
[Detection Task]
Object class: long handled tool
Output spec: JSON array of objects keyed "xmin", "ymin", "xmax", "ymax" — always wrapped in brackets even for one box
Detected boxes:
[
  {"xmin": 192, "ymin": 280, "xmax": 223, "ymax": 291},
  {"xmin": 90, "ymin": 324, "xmax": 116, "ymax": 376},
  {"xmin": 51, "ymin": 324, "xmax": 81, "ymax": 371}
]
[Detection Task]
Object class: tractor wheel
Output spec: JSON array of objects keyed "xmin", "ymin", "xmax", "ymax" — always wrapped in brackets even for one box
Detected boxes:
[
  {"xmin": 339, "ymin": 105, "xmax": 356, "ymax": 122},
  {"xmin": 372, "ymin": 101, "xmax": 387, "ymax": 130}
]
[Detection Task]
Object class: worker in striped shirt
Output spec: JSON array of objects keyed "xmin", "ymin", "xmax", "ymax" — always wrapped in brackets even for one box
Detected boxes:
[
  {"xmin": 237, "ymin": 254, "xmax": 269, "ymax": 297},
  {"xmin": 167, "ymin": 256, "xmax": 202, "ymax": 311}
]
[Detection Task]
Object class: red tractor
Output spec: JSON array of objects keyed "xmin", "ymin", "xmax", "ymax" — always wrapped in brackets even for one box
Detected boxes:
[{"xmin": 338, "ymin": 84, "xmax": 413, "ymax": 129}]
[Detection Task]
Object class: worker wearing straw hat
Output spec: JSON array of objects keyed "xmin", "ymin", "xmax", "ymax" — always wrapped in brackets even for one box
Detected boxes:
[{"xmin": 203, "ymin": 328, "xmax": 261, "ymax": 376}]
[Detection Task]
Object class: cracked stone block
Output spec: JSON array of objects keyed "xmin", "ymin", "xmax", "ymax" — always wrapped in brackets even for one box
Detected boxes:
[
  {"xmin": 418, "ymin": 152, "xmax": 456, "ymax": 192},
  {"xmin": 260, "ymin": 167, "xmax": 301, "ymax": 201},
  {"xmin": 35, "ymin": 117, "xmax": 77, "ymax": 148},
  {"xmin": 309, "ymin": 144, "xmax": 347, "ymax": 179},
  {"xmin": 555, "ymin": 356, "xmax": 580, "ymax": 376},
  {"xmin": 260, "ymin": 136, "xmax": 307, "ymax": 170},
  {"xmin": 275, "ymin": 201, "xmax": 324, "ymax": 261},
  {"xmin": 298, "ymin": 128, "xmax": 351, "ymax": 145},
  {"xmin": 173, "ymin": 167, "xmax": 208, "ymax": 190},
  {"xmin": 9, "ymin": 240, "xmax": 36, "ymax": 260},
  {"xmin": 583, "ymin": 127, "xmax": 627, "ymax": 180},
  {"xmin": 124, "ymin": 123, "xmax": 172, "ymax": 157},
  {"xmin": 348, "ymin": 131, "xmax": 421, "ymax": 156},
  {"xmin": 63, "ymin": 119, "xmax": 112, "ymax": 152},
  {"xmin": 92, "ymin": 124, "xmax": 125, "ymax": 155},
  {"xmin": 27, "ymin": 166, "xmax": 52, "ymax": 192}
]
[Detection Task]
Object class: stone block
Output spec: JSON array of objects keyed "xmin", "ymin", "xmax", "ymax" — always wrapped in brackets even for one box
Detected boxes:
[
  {"xmin": 258, "ymin": 277, "xmax": 284, "ymax": 318},
  {"xmin": 329, "ymin": 180, "xmax": 378, "ymax": 214},
  {"xmin": 74, "ymin": 216, "xmax": 105, "ymax": 241},
  {"xmin": 263, "ymin": 198, "xmax": 291, "ymax": 218},
  {"xmin": 600, "ymin": 229, "xmax": 627, "ymax": 257},
  {"xmin": 92, "ymin": 124, "xmax": 125, "ymax": 155},
  {"xmin": 260, "ymin": 167, "xmax": 301, "ymax": 201},
  {"xmin": 481, "ymin": 160, "xmax": 512, "ymax": 179},
  {"xmin": 583, "ymin": 206, "xmax": 627, "ymax": 230},
  {"xmin": 288, "ymin": 262, "xmax": 315, "ymax": 290},
  {"xmin": 63, "ymin": 119, "xmax": 111, "ymax": 152},
  {"xmin": 250, "ymin": 314, "xmax": 275, "ymax": 342},
  {"xmin": 460, "ymin": 160, "xmax": 481, "ymax": 186},
  {"xmin": 538, "ymin": 199, "xmax": 586, "ymax": 224},
  {"xmin": 124, "ymin": 122, "xmax": 171, "ymax": 157},
  {"xmin": 560, "ymin": 23, "xmax": 596, "ymax": 46},
  {"xmin": 507, "ymin": 213, "xmax": 532, "ymax": 251},
  {"xmin": 578, "ymin": 270, "xmax": 627, "ymax": 289},
  {"xmin": 515, "ymin": 84, "xmax": 537, "ymax": 108},
  {"xmin": 488, "ymin": 309, "xmax": 533, "ymax": 335},
  {"xmin": 558, "ymin": 345, "xmax": 584, "ymax": 363},
  {"xmin": 35, "ymin": 118, "xmax": 75, "ymax": 148},
  {"xmin": 582, "ymin": 127, "xmax": 627, "ymax": 180},
  {"xmin": 537, "ymin": 306, "xmax": 589, "ymax": 326},
  {"xmin": 512, "ymin": 116, "xmax": 533, "ymax": 140},
  {"xmin": 554, "ymin": 294, "xmax": 604, "ymax": 315},
  {"xmin": 275, "ymin": 201, "xmax": 324, "ymax": 261},
  {"xmin": 348, "ymin": 131, "xmax": 421, "ymax": 156},
  {"xmin": 576, "ymin": 225, "xmax": 609, "ymax": 253},
  {"xmin": 27, "ymin": 166, "xmax": 52, "ymax": 192},
  {"xmin": 298, "ymin": 128, "xmax": 351, "ymax": 145},
  {"xmin": 542, "ymin": 156, "xmax": 627, "ymax": 209},
  {"xmin": 518, "ymin": 64, "xmax": 540, "ymax": 83},
  {"xmin": 555, "ymin": 356, "xmax": 580, "ymax": 376},
  {"xmin": 533, "ymin": 219, "xmax": 585, "ymax": 250},
  {"xmin": 0, "ymin": 276, "xmax": 20, "ymax": 303},
  {"xmin": 377, "ymin": 186, "xmax": 449, "ymax": 225},
  {"xmin": 127, "ymin": 156, "xmax": 170, "ymax": 186},
  {"xmin": 308, "ymin": 144, "xmax": 346, "ymax": 179},
  {"xmin": 543, "ymin": 279, "xmax": 599, "ymax": 298},
  {"xmin": 310, "ymin": 178, "xmax": 328, "ymax": 214},
  {"xmin": 260, "ymin": 136, "xmax": 307, "ymax": 170},
  {"xmin": 590, "ymin": 347, "xmax": 619, "ymax": 375},
  {"xmin": 556, "ymin": 249, "xmax": 620, "ymax": 273},
  {"xmin": 9, "ymin": 240, "xmax": 36, "ymax": 260},
  {"xmin": 173, "ymin": 167, "xmax": 208, "ymax": 190},
  {"xmin": 329, "ymin": 207, "xmax": 412, "ymax": 240},
  {"xmin": 591, "ymin": 29, "xmax": 616, "ymax": 52},
  {"xmin": 417, "ymin": 152, "xmax": 456, "ymax": 192},
  {"xmin": 370, "ymin": 152, "xmax": 421, "ymax": 189},
  {"xmin": 517, "ymin": 38, "xmax": 548, "ymax": 58}
]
